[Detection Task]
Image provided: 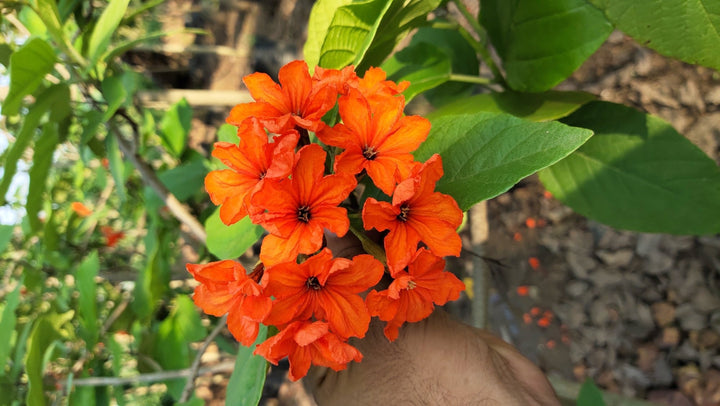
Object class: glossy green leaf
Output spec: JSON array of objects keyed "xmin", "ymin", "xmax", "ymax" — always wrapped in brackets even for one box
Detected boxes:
[
  {"xmin": 315, "ymin": 0, "xmax": 442, "ymax": 71},
  {"xmin": 25, "ymin": 312, "xmax": 74, "ymax": 406},
  {"xmin": 415, "ymin": 112, "xmax": 593, "ymax": 210},
  {"xmin": 160, "ymin": 98, "xmax": 192, "ymax": 158},
  {"xmin": 205, "ymin": 209, "xmax": 264, "ymax": 260},
  {"xmin": 101, "ymin": 72, "xmax": 138, "ymax": 121},
  {"xmin": 86, "ymin": 0, "xmax": 131, "ymax": 66},
  {"xmin": 2, "ymin": 38, "xmax": 56, "ymax": 117},
  {"xmin": 577, "ymin": 378, "xmax": 606, "ymax": 406},
  {"xmin": 154, "ymin": 296, "xmax": 204, "ymax": 399},
  {"xmin": 34, "ymin": 0, "xmax": 66, "ymax": 44},
  {"xmin": 427, "ymin": 91, "xmax": 595, "ymax": 122},
  {"xmin": 76, "ymin": 251, "xmax": 100, "ymax": 347},
  {"xmin": 144, "ymin": 155, "xmax": 207, "ymax": 212},
  {"xmin": 588, "ymin": 0, "xmax": 720, "ymax": 70},
  {"xmin": 0, "ymin": 84, "xmax": 69, "ymax": 206},
  {"xmin": 18, "ymin": 6, "xmax": 48, "ymax": 37},
  {"xmin": 0, "ymin": 225, "xmax": 13, "ymax": 254},
  {"xmin": 303, "ymin": 0, "xmax": 354, "ymax": 69},
  {"xmin": 382, "ymin": 41, "xmax": 452, "ymax": 102},
  {"xmin": 0, "ymin": 280, "xmax": 23, "ymax": 377},
  {"xmin": 409, "ymin": 24, "xmax": 480, "ymax": 107},
  {"xmin": 27, "ymin": 123, "xmax": 59, "ymax": 232},
  {"xmin": 226, "ymin": 325, "xmax": 268, "ymax": 406},
  {"xmin": 539, "ymin": 101, "xmax": 720, "ymax": 234},
  {"xmin": 480, "ymin": 0, "xmax": 612, "ymax": 92},
  {"xmin": 0, "ymin": 42, "xmax": 13, "ymax": 67}
]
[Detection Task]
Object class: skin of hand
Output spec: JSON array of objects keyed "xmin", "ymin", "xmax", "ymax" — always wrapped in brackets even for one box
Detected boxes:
[{"xmin": 305, "ymin": 233, "xmax": 561, "ymax": 405}]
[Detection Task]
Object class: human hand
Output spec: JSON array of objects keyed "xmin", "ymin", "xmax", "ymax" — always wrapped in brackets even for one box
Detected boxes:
[{"xmin": 305, "ymin": 234, "xmax": 561, "ymax": 405}]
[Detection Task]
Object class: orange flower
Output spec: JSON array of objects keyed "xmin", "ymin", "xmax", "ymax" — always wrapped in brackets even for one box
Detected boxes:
[
  {"xmin": 227, "ymin": 60, "xmax": 337, "ymax": 134},
  {"xmin": 100, "ymin": 226, "xmax": 124, "ymax": 247},
  {"xmin": 71, "ymin": 202, "xmax": 92, "ymax": 217},
  {"xmin": 254, "ymin": 320, "xmax": 362, "ymax": 381},
  {"xmin": 313, "ymin": 65, "xmax": 358, "ymax": 96},
  {"xmin": 317, "ymin": 89, "xmax": 429, "ymax": 195},
  {"xmin": 354, "ymin": 67, "xmax": 409, "ymax": 99},
  {"xmin": 252, "ymin": 144, "xmax": 357, "ymax": 266},
  {"xmin": 263, "ymin": 248, "xmax": 384, "ymax": 339},
  {"xmin": 186, "ymin": 260, "xmax": 272, "ymax": 346},
  {"xmin": 205, "ymin": 118, "xmax": 298, "ymax": 225},
  {"xmin": 365, "ymin": 248, "xmax": 465, "ymax": 341},
  {"xmin": 362, "ymin": 154, "xmax": 463, "ymax": 274}
]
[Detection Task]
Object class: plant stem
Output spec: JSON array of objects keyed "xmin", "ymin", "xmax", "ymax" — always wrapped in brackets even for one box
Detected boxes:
[
  {"xmin": 178, "ymin": 314, "xmax": 228, "ymax": 403},
  {"xmin": 451, "ymin": 0, "xmax": 506, "ymax": 86},
  {"xmin": 66, "ymin": 361, "xmax": 237, "ymax": 387},
  {"xmin": 449, "ymin": 73, "xmax": 493, "ymax": 85}
]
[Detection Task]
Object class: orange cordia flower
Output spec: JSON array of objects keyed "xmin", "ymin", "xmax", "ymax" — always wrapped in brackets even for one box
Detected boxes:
[
  {"xmin": 354, "ymin": 66, "xmax": 409, "ymax": 99},
  {"xmin": 71, "ymin": 202, "xmax": 92, "ymax": 217},
  {"xmin": 251, "ymin": 144, "xmax": 357, "ymax": 265},
  {"xmin": 227, "ymin": 60, "xmax": 337, "ymax": 134},
  {"xmin": 312, "ymin": 65, "xmax": 358, "ymax": 96},
  {"xmin": 362, "ymin": 154, "xmax": 463, "ymax": 274},
  {"xmin": 254, "ymin": 320, "xmax": 362, "ymax": 381},
  {"xmin": 205, "ymin": 118, "xmax": 298, "ymax": 225},
  {"xmin": 186, "ymin": 260, "xmax": 272, "ymax": 346},
  {"xmin": 317, "ymin": 89, "xmax": 429, "ymax": 195},
  {"xmin": 263, "ymin": 248, "xmax": 384, "ymax": 338},
  {"xmin": 365, "ymin": 248, "xmax": 465, "ymax": 341},
  {"xmin": 100, "ymin": 226, "xmax": 124, "ymax": 247}
]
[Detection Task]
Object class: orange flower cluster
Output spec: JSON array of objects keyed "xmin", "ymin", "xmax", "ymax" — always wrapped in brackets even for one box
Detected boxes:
[{"xmin": 187, "ymin": 61, "xmax": 465, "ymax": 381}]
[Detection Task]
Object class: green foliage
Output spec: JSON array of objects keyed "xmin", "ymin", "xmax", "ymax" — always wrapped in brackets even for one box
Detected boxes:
[
  {"xmin": 304, "ymin": 0, "xmax": 354, "ymax": 69},
  {"xmin": 577, "ymin": 378, "xmax": 607, "ymax": 405},
  {"xmin": 0, "ymin": 281, "xmax": 23, "ymax": 377},
  {"xmin": 481, "ymin": 0, "xmax": 612, "ymax": 92},
  {"xmin": 226, "ymin": 325, "xmax": 268, "ymax": 406},
  {"xmin": 25, "ymin": 312, "xmax": 74, "ymax": 406},
  {"xmin": 416, "ymin": 112, "xmax": 593, "ymax": 210},
  {"xmin": 76, "ymin": 252, "xmax": 100, "ymax": 348},
  {"xmin": 27, "ymin": 124, "xmax": 59, "ymax": 231},
  {"xmin": 539, "ymin": 101, "xmax": 720, "ymax": 234},
  {"xmin": 2, "ymin": 38, "xmax": 56, "ymax": 117},
  {"xmin": 588, "ymin": 0, "xmax": 720, "ymax": 71},
  {"xmin": 205, "ymin": 210, "xmax": 264, "ymax": 260},
  {"xmin": 160, "ymin": 98, "xmax": 192, "ymax": 158},
  {"xmin": 86, "ymin": 0, "xmax": 131, "ymax": 67},
  {"xmin": 382, "ymin": 41, "xmax": 452, "ymax": 102}
]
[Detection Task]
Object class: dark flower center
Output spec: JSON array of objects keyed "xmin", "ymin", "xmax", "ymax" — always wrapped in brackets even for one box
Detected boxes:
[
  {"xmin": 306, "ymin": 276, "xmax": 322, "ymax": 290},
  {"xmin": 362, "ymin": 146, "xmax": 378, "ymax": 160},
  {"xmin": 297, "ymin": 205, "xmax": 311, "ymax": 223},
  {"xmin": 396, "ymin": 205, "xmax": 410, "ymax": 222}
]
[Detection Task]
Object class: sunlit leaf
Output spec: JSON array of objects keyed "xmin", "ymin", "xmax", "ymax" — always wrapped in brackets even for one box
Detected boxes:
[
  {"xmin": 415, "ymin": 111, "xmax": 593, "ymax": 210},
  {"xmin": 539, "ymin": 101, "xmax": 720, "ymax": 234},
  {"xmin": 382, "ymin": 41, "xmax": 452, "ymax": 102},
  {"xmin": 2, "ymin": 38, "xmax": 56, "ymax": 117},
  {"xmin": 304, "ymin": 0, "xmax": 354, "ymax": 70},
  {"xmin": 86, "ymin": 0, "xmax": 131, "ymax": 66},
  {"xmin": 25, "ymin": 312, "xmax": 74, "ymax": 406},
  {"xmin": 76, "ymin": 251, "xmax": 100, "ymax": 348},
  {"xmin": 0, "ymin": 279, "xmax": 23, "ymax": 377},
  {"xmin": 27, "ymin": 123, "xmax": 59, "ymax": 232},
  {"xmin": 160, "ymin": 98, "xmax": 192, "ymax": 158}
]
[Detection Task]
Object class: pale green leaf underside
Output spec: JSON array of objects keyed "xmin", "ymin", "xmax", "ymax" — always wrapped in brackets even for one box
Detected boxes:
[{"xmin": 205, "ymin": 209, "xmax": 264, "ymax": 260}]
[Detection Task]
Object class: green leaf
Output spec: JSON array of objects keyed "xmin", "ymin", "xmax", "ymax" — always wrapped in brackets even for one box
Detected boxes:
[
  {"xmin": 101, "ymin": 71, "xmax": 138, "ymax": 121},
  {"xmin": 382, "ymin": 41, "xmax": 452, "ymax": 102},
  {"xmin": 0, "ymin": 42, "xmax": 13, "ymax": 68},
  {"xmin": 0, "ymin": 84, "xmax": 69, "ymax": 206},
  {"xmin": 33, "ymin": 0, "xmax": 66, "ymax": 44},
  {"xmin": 0, "ymin": 225, "xmax": 13, "ymax": 256},
  {"xmin": 317, "ymin": 0, "xmax": 393, "ymax": 69},
  {"xmin": 539, "ymin": 101, "xmax": 720, "ymax": 234},
  {"xmin": 86, "ymin": 0, "xmax": 131, "ymax": 66},
  {"xmin": 76, "ymin": 251, "xmax": 100, "ymax": 347},
  {"xmin": 480, "ymin": 0, "xmax": 612, "ymax": 92},
  {"xmin": 25, "ymin": 312, "xmax": 74, "ymax": 406},
  {"xmin": 217, "ymin": 123, "xmax": 239, "ymax": 144},
  {"xmin": 226, "ymin": 324, "xmax": 268, "ymax": 406},
  {"xmin": 205, "ymin": 209, "xmax": 264, "ymax": 260},
  {"xmin": 2, "ymin": 38, "xmax": 56, "ymax": 117},
  {"xmin": 27, "ymin": 123, "xmax": 59, "ymax": 232},
  {"xmin": 577, "ymin": 378, "xmax": 606, "ymax": 406},
  {"xmin": 105, "ymin": 135, "xmax": 127, "ymax": 202},
  {"xmin": 154, "ymin": 296, "xmax": 204, "ymax": 399},
  {"xmin": 160, "ymin": 98, "xmax": 192, "ymax": 158},
  {"xmin": 588, "ymin": 0, "xmax": 720, "ymax": 70},
  {"xmin": 427, "ymin": 91, "xmax": 596, "ymax": 122},
  {"xmin": 415, "ymin": 112, "xmax": 593, "ymax": 210},
  {"xmin": 132, "ymin": 223, "xmax": 168, "ymax": 319},
  {"xmin": 409, "ymin": 24, "xmax": 480, "ymax": 107},
  {"xmin": 0, "ymin": 280, "xmax": 23, "ymax": 377},
  {"xmin": 144, "ymin": 155, "xmax": 207, "ymax": 212},
  {"xmin": 304, "ymin": 0, "xmax": 354, "ymax": 70},
  {"xmin": 18, "ymin": 6, "xmax": 48, "ymax": 37}
]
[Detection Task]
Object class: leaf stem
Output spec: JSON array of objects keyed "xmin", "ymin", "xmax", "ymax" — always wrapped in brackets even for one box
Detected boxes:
[
  {"xmin": 449, "ymin": 73, "xmax": 493, "ymax": 85},
  {"xmin": 450, "ymin": 0, "xmax": 505, "ymax": 86}
]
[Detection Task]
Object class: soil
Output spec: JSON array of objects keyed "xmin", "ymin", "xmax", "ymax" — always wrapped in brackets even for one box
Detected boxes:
[{"xmin": 137, "ymin": 2, "xmax": 720, "ymax": 405}]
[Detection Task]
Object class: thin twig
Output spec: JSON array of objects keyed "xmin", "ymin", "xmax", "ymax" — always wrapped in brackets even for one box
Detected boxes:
[
  {"xmin": 66, "ymin": 360, "xmax": 236, "ymax": 387},
  {"xmin": 451, "ymin": 0, "xmax": 506, "ymax": 86},
  {"xmin": 178, "ymin": 314, "xmax": 229, "ymax": 402},
  {"xmin": 111, "ymin": 125, "xmax": 207, "ymax": 244}
]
